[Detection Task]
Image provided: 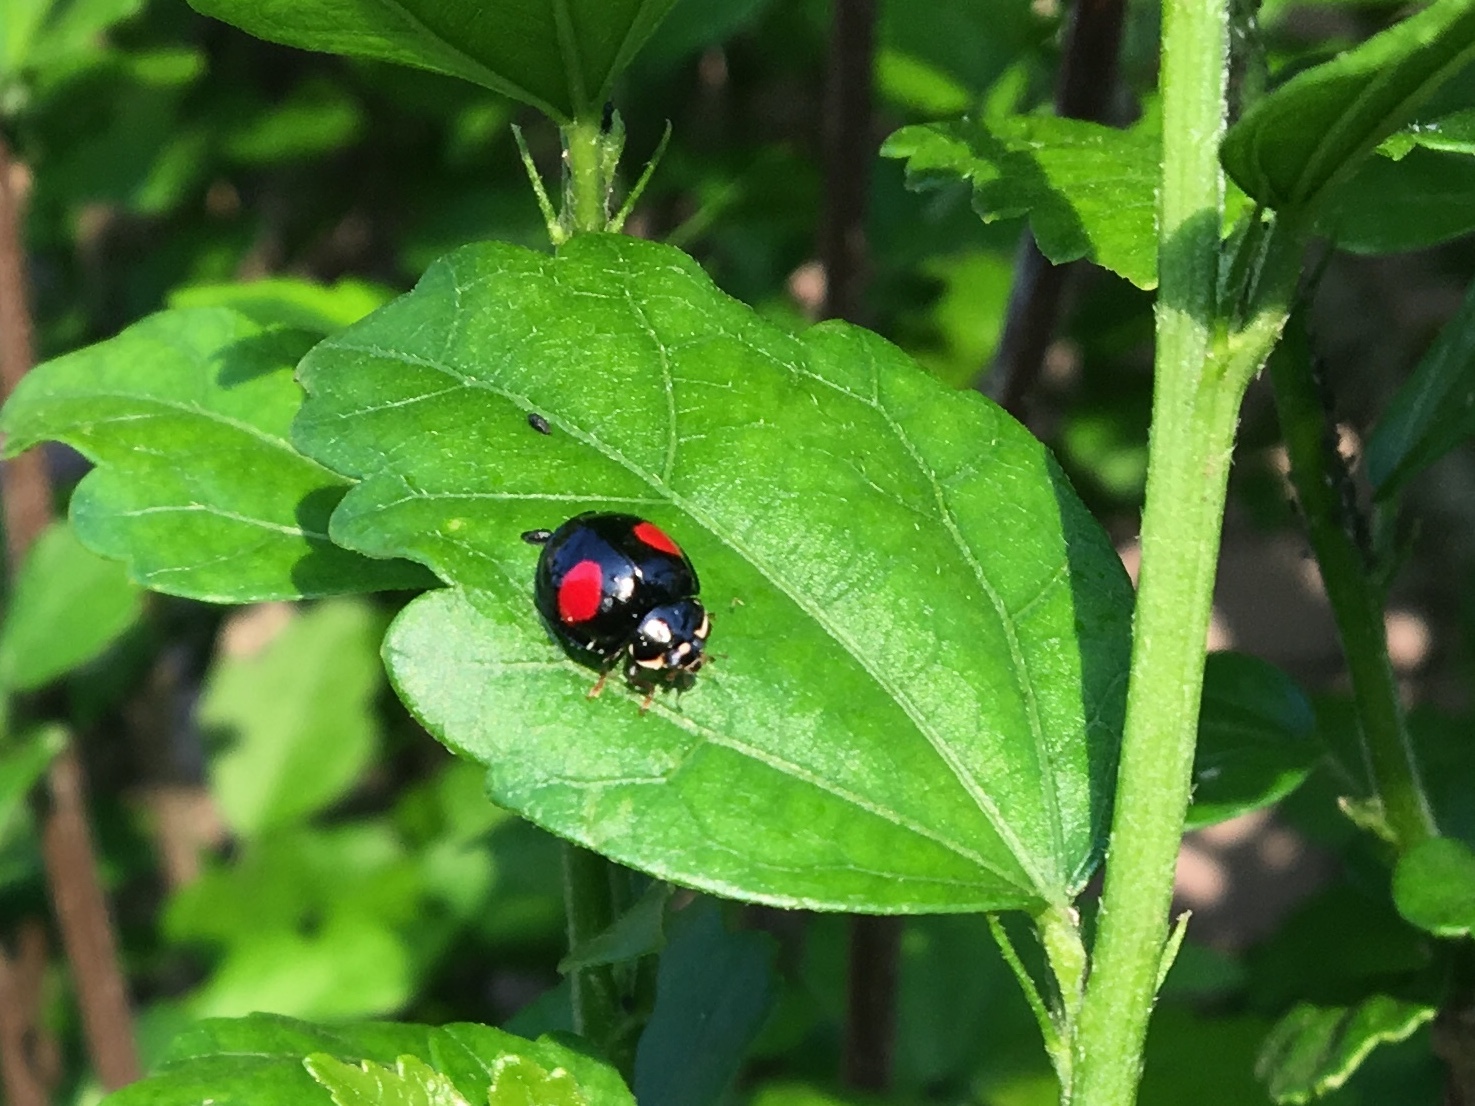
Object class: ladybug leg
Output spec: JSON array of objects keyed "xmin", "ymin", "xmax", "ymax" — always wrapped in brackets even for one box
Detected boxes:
[
  {"xmin": 587, "ymin": 670, "xmax": 609, "ymax": 699},
  {"xmin": 638, "ymin": 687, "xmax": 656, "ymax": 714}
]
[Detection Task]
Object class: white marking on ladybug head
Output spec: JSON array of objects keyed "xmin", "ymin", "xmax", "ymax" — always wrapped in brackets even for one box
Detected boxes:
[{"xmin": 644, "ymin": 617, "xmax": 673, "ymax": 644}]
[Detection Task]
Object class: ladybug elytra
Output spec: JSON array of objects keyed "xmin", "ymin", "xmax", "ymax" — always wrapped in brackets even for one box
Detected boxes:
[{"xmin": 523, "ymin": 512, "xmax": 711, "ymax": 701}]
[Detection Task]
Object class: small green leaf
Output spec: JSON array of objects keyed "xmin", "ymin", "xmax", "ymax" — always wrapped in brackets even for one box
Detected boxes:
[
  {"xmin": 0, "ymin": 0, "xmax": 142, "ymax": 82},
  {"xmin": 429, "ymin": 1023, "xmax": 635, "ymax": 1106},
  {"xmin": 200, "ymin": 599, "xmax": 385, "ymax": 836},
  {"xmin": 102, "ymin": 1014, "xmax": 435, "ymax": 1106},
  {"xmin": 1379, "ymin": 106, "xmax": 1475, "ymax": 159},
  {"xmin": 306, "ymin": 1054, "xmax": 470, "ymax": 1106},
  {"xmin": 882, "ymin": 113, "xmax": 1159, "ymax": 289},
  {"xmin": 1186, "ymin": 652, "xmax": 1318, "ymax": 830},
  {"xmin": 187, "ymin": 0, "xmax": 680, "ymax": 123},
  {"xmin": 1222, "ymin": 0, "xmax": 1475, "ymax": 210},
  {"xmin": 0, "ymin": 520, "xmax": 143, "ymax": 692},
  {"xmin": 1365, "ymin": 276, "xmax": 1475, "ymax": 498},
  {"xmin": 1256, "ymin": 996, "xmax": 1436, "ymax": 1104},
  {"xmin": 558, "ymin": 882, "xmax": 670, "ymax": 973},
  {"xmin": 0, "ymin": 307, "xmax": 436, "ymax": 602},
  {"xmin": 1393, "ymin": 835, "xmax": 1475, "ymax": 936},
  {"xmin": 0, "ymin": 725, "xmax": 65, "ymax": 844},
  {"xmin": 294, "ymin": 235, "xmax": 1132, "ymax": 913},
  {"xmin": 633, "ymin": 902, "xmax": 776, "ymax": 1106}
]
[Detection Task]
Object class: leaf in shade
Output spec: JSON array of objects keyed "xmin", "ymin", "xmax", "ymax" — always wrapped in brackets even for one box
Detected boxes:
[
  {"xmin": 882, "ymin": 113, "xmax": 1159, "ymax": 289},
  {"xmin": 1221, "ymin": 0, "xmax": 1475, "ymax": 209},
  {"xmin": 0, "ymin": 521, "xmax": 143, "ymax": 692},
  {"xmin": 0, "ymin": 307, "xmax": 436, "ymax": 602},
  {"xmin": 1392, "ymin": 835, "xmax": 1475, "ymax": 937},
  {"xmin": 1255, "ymin": 997, "xmax": 1436, "ymax": 1104},
  {"xmin": 1319, "ymin": 148, "xmax": 1475, "ymax": 255},
  {"xmin": 293, "ymin": 234, "xmax": 1133, "ymax": 914},
  {"xmin": 186, "ymin": 0, "xmax": 680, "ymax": 122},
  {"xmin": 1365, "ymin": 277, "xmax": 1475, "ymax": 498},
  {"xmin": 633, "ymin": 901, "xmax": 776, "ymax": 1106},
  {"xmin": 1186, "ymin": 652, "xmax": 1319, "ymax": 831},
  {"xmin": 558, "ymin": 882, "xmax": 671, "ymax": 973}
]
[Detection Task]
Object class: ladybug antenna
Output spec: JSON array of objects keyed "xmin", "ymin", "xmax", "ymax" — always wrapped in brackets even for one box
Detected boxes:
[{"xmin": 521, "ymin": 528, "xmax": 553, "ymax": 545}]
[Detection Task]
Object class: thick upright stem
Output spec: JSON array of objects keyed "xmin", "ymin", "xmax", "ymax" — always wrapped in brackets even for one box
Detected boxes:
[
  {"xmin": 1071, "ymin": 1, "xmax": 1230, "ymax": 1102},
  {"xmin": 1268, "ymin": 336, "xmax": 1435, "ymax": 848}
]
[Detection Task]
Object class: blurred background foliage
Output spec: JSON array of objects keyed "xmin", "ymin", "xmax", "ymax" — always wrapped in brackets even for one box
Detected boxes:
[{"xmin": 3, "ymin": 0, "xmax": 1475, "ymax": 1102}]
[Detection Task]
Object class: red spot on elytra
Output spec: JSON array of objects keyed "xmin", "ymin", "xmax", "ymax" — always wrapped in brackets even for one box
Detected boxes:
[
  {"xmin": 634, "ymin": 521, "xmax": 681, "ymax": 556},
  {"xmin": 557, "ymin": 560, "xmax": 604, "ymax": 623}
]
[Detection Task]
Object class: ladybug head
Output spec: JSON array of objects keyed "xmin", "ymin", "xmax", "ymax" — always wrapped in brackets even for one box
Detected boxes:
[{"xmin": 628, "ymin": 599, "xmax": 711, "ymax": 676}]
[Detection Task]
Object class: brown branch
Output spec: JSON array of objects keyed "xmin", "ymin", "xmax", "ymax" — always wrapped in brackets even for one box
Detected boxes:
[
  {"xmin": 841, "ymin": 915, "xmax": 902, "ymax": 1091},
  {"xmin": 985, "ymin": 0, "xmax": 1128, "ymax": 422},
  {"xmin": 0, "ymin": 130, "xmax": 141, "ymax": 1092},
  {"xmin": 818, "ymin": 0, "xmax": 877, "ymax": 326},
  {"xmin": 0, "ymin": 922, "xmax": 55, "ymax": 1106}
]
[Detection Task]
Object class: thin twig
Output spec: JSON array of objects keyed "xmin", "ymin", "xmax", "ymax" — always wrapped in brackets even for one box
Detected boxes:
[
  {"xmin": 0, "ymin": 130, "xmax": 141, "ymax": 1092},
  {"xmin": 818, "ymin": 0, "xmax": 877, "ymax": 326},
  {"xmin": 986, "ymin": 0, "xmax": 1128, "ymax": 420},
  {"xmin": 0, "ymin": 922, "xmax": 53, "ymax": 1106}
]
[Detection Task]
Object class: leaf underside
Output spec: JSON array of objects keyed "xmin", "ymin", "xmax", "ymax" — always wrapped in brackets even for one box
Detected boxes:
[{"xmin": 294, "ymin": 234, "xmax": 1133, "ymax": 914}]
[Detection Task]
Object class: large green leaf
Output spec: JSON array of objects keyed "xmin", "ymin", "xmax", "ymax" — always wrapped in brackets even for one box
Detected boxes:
[
  {"xmin": 1186, "ymin": 652, "xmax": 1318, "ymax": 831},
  {"xmin": 200, "ymin": 599, "xmax": 385, "ymax": 836},
  {"xmin": 882, "ymin": 113, "xmax": 1159, "ymax": 289},
  {"xmin": 186, "ymin": 0, "xmax": 679, "ymax": 122},
  {"xmin": 1365, "ymin": 276, "xmax": 1475, "ymax": 498},
  {"xmin": 292, "ymin": 233, "xmax": 1133, "ymax": 914},
  {"xmin": 1221, "ymin": 0, "xmax": 1475, "ymax": 210},
  {"xmin": 0, "ymin": 520, "xmax": 143, "ymax": 692},
  {"xmin": 1392, "ymin": 835, "xmax": 1475, "ymax": 937},
  {"xmin": 0, "ymin": 307, "xmax": 435, "ymax": 602},
  {"xmin": 1255, "ymin": 997, "xmax": 1436, "ymax": 1104}
]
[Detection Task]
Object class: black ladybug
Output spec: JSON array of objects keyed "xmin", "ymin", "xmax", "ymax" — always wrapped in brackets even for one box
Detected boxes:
[{"xmin": 522, "ymin": 512, "xmax": 711, "ymax": 701}]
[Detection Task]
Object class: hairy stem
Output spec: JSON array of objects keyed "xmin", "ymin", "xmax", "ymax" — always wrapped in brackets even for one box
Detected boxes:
[
  {"xmin": 1268, "ymin": 329, "xmax": 1435, "ymax": 848},
  {"xmin": 1071, "ymin": 0, "xmax": 1230, "ymax": 1101},
  {"xmin": 563, "ymin": 114, "xmax": 610, "ymax": 237}
]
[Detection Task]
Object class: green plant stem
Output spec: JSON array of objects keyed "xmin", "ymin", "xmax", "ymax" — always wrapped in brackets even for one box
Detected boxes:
[
  {"xmin": 562, "ymin": 114, "xmax": 609, "ymax": 236},
  {"xmin": 1071, "ymin": 0, "xmax": 1231, "ymax": 1101},
  {"xmin": 561, "ymin": 843, "xmax": 629, "ymax": 1073},
  {"xmin": 1268, "ymin": 337, "xmax": 1436, "ymax": 849}
]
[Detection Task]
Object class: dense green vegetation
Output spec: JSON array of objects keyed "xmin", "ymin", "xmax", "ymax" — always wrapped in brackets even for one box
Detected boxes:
[{"xmin": 3, "ymin": 1, "xmax": 1475, "ymax": 1104}]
